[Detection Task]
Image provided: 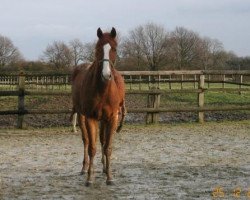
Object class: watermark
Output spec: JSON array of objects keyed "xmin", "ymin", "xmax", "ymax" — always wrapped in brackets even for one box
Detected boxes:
[{"xmin": 212, "ymin": 186, "xmax": 250, "ymax": 199}]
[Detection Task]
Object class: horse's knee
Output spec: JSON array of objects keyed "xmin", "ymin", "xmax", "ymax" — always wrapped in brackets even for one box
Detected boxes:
[
  {"xmin": 104, "ymin": 147, "xmax": 112, "ymax": 157},
  {"xmin": 88, "ymin": 146, "xmax": 97, "ymax": 157}
]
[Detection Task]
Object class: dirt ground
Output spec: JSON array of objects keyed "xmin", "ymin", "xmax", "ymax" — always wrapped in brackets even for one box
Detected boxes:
[{"xmin": 0, "ymin": 121, "xmax": 249, "ymax": 200}]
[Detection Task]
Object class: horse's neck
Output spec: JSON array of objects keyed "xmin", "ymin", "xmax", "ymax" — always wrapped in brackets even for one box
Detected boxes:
[
  {"xmin": 88, "ymin": 61, "xmax": 99, "ymax": 80},
  {"xmin": 88, "ymin": 61, "xmax": 110, "ymax": 94}
]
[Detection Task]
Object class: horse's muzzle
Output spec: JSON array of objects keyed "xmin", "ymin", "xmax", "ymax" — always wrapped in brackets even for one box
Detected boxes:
[{"xmin": 101, "ymin": 73, "xmax": 112, "ymax": 81}]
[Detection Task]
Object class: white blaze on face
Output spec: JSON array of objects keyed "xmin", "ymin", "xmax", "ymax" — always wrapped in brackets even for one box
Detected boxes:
[{"xmin": 102, "ymin": 43, "xmax": 111, "ymax": 80}]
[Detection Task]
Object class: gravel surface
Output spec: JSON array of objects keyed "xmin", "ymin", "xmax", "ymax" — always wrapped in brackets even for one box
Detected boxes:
[{"xmin": 0, "ymin": 121, "xmax": 250, "ymax": 199}]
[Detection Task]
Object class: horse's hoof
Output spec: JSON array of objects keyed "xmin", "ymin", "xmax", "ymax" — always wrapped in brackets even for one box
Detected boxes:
[
  {"xmin": 106, "ymin": 180, "xmax": 115, "ymax": 186},
  {"xmin": 85, "ymin": 181, "xmax": 93, "ymax": 187}
]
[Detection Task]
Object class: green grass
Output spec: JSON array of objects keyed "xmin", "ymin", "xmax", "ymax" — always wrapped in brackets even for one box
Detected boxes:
[
  {"xmin": 205, "ymin": 92, "xmax": 250, "ymax": 105},
  {"xmin": 160, "ymin": 91, "xmax": 250, "ymax": 106},
  {"xmin": 125, "ymin": 82, "xmax": 249, "ymax": 90},
  {"xmin": 1, "ymin": 82, "xmax": 249, "ymax": 110},
  {"xmin": 125, "ymin": 82, "xmax": 250, "ymax": 108}
]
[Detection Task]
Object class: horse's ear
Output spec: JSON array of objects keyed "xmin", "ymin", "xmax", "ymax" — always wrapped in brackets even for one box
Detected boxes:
[
  {"xmin": 110, "ymin": 27, "xmax": 116, "ymax": 38},
  {"xmin": 97, "ymin": 28, "xmax": 103, "ymax": 38}
]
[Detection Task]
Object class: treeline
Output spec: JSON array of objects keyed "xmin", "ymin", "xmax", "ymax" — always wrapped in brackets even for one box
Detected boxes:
[{"xmin": 0, "ymin": 23, "xmax": 249, "ymax": 73}]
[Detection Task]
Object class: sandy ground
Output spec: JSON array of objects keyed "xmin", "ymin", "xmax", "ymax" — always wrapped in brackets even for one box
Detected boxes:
[{"xmin": 0, "ymin": 121, "xmax": 249, "ymax": 199}]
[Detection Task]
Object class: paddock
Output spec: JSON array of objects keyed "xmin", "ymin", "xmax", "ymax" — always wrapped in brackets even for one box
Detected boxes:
[{"xmin": 0, "ymin": 121, "xmax": 249, "ymax": 199}]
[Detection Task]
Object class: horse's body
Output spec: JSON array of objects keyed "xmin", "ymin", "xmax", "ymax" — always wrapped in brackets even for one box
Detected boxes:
[{"xmin": 71, "ymin": 28, "xmax": 125, "ymax": 185}]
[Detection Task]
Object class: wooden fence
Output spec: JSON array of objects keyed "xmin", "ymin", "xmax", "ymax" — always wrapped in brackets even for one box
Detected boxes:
[{"xmin": 0, "ymin": 70, "xmax": 250, "ymax": 128}]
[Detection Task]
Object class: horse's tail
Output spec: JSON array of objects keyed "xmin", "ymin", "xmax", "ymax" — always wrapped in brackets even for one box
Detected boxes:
[
  {"xmin": 116, "ymin": 103, "xmax": 126, "ymax": 133},
  {"xmin": 69, "ymin": 109, "xmax": 75, "ymax": 122}
]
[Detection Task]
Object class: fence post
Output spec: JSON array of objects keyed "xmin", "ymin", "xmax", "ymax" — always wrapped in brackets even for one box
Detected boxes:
[
  {"xmin": 181, "ymin": 74, "xmax": 184, "ymax": 89},
  {"xmin": 198, "ymin": 74, "xmax": 205, "ymax": 123},
  {"xmin": 239, "ymin": 75, "xmax": 243, "ymax": 95},
  {"xmin": 169, "ymin": 75, "xmax": 172, "ymax": 89},
  {"xmin": 146, "ymin": 88, "xmax": 161, "ymax": 124},
  {"xmin": 130, "ymin": 75, "xmax": 132, "ymax": 90},
  {"xmin": 222, "ymin": 74, "xmax": 225, "ymax": 89},
  {"xmin": 194, "ymin": 74, "xmax": 196, "ymax": 89},
  {"xmin": 139, "ymin": 75, "xmax": 142, "ymax": 90},
  {"xmin": 17, "ymin": 72, "xmax": 25, "ymax": 129}
]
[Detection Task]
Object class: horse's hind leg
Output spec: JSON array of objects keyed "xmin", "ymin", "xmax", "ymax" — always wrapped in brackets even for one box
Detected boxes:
[
  {"xmin": 70, "ymin": 106, "xmax": 77, "ymax": 133},
  {"xmin": 117, "ymin": 102, "xmax": 126, "ymax": 133},
  {"xmin": 77, "ymin": 114, "xmax": 89, "ymax": 174},
  {"xmin": 72, "ymin": 113, "xmax": 77, "ymax": 133}
]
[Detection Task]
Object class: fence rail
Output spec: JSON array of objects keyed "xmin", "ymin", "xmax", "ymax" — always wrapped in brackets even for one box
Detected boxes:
[{"xmin": 0, "ymin": 70, "xmax": 250, "ymax": 128}]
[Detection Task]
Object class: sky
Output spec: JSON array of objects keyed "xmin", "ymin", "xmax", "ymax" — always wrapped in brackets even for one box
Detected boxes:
[{"xmin": 1, "ymin": 0, "xmax": 250, "ymax": 60}]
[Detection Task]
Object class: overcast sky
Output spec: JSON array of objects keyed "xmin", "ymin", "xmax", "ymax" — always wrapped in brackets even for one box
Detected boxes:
[{"xmin": 1, "ymin": 0, "xmax": 250, "ymax": 60}]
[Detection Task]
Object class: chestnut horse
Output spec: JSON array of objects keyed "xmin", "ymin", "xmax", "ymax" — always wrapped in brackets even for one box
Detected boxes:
[{"xmin": 71, "ymin": 27, "xmax": 126, "ymax": 186}]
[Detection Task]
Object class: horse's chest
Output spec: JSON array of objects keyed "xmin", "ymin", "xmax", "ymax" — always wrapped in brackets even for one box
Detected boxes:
[{"xmin": 85, "ymin": 95, "xmax": 118, "ymax": 120}]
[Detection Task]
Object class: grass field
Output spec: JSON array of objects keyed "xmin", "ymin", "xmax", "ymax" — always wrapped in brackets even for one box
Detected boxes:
[{"xmin": 1, "ymin": 88, "xmax": 249, "ymax": 110}]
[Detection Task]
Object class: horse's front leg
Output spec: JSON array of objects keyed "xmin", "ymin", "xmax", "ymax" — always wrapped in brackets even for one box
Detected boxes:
[
  {"xmin": 100, "ymin": 121, "xmax": 107, "ymax": 173},
  {"xmin": 104, "ymin": 114, "xmax": 118, "ymax": 185},
  {"xmin": 85, "ymin": 118, "xmax": 98, "ymax": 186},
  {"xmin": 77, "ymin": 114, "xmax": 89, "ymax": 174}
]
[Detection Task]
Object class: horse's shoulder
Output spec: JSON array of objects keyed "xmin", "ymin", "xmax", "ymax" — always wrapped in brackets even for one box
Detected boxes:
[
  {"xmin": 112, "ymin": 69, "xmax": 122, "ymax": 80},
  {"xmin": 113, "ymin": 71, "xmax": 124, "ymax": 87}
]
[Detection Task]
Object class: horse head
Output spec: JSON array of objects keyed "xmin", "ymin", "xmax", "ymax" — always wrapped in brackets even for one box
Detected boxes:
[{"xmin": 96, "ymin": 27, "xmax": 117, "ymax": 81}]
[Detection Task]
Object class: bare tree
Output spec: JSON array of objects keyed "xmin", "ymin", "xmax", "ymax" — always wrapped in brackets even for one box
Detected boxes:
[
  {"xmin": 83, "ymin": 42, "xmax": 96, "ymax": 63},
  {"xmin": 69, "ymin": 39, "xmax": 85, "ymax": 66},
  {"xmin": 120, "ymin": 36, "xmax": 146, "ymax": 70},
  {"xmin": 0, "ymin": 34, "xmax": 23, "ymax": 67},
  {"xmin": 121, "ymin": 23, "xmax": 169, "ymax": 71},
  {"xmin": 42, "ymin": 41, "xmax": 73, "ymax": 68},
  {"xmin": 198, "ymin": 37, "xmax": 224, "ymax": 70},
  {"xmin": 169, "ymin": 27, "xmax": 201, "ymax": 69}
]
